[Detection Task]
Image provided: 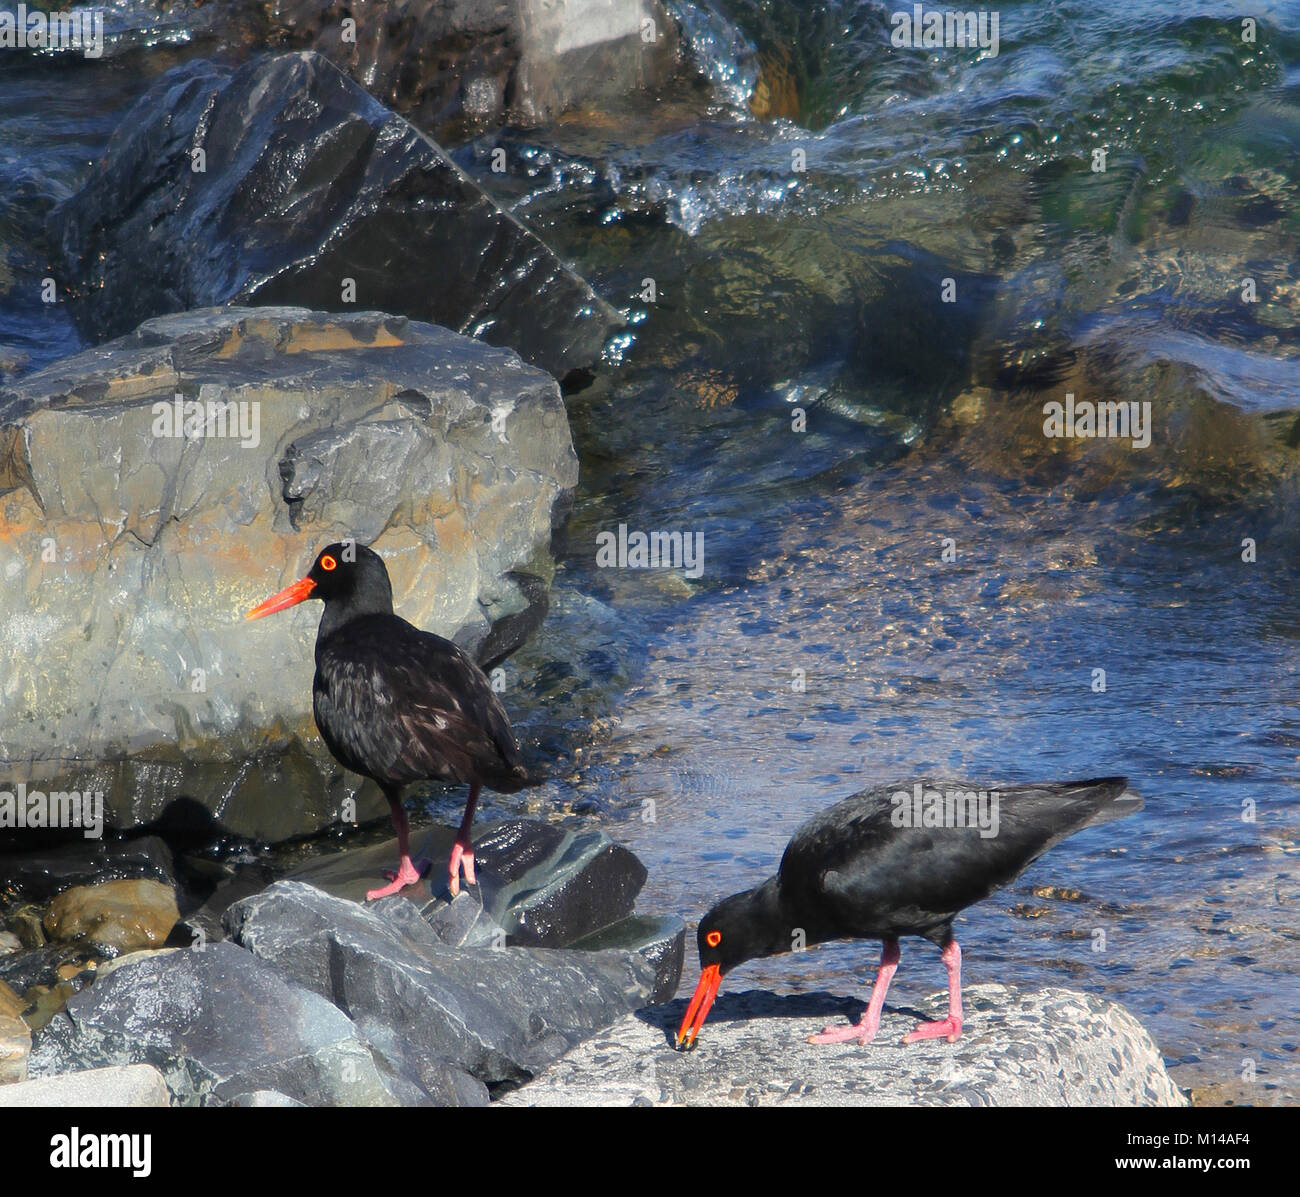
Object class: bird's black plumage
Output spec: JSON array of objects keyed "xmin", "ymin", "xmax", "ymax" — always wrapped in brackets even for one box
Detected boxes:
[
  {"xmin": 248, "ymin": 541, "xmax": 531, "ymax": 897},
  {"xmin": 313, "ymin": 613, "xmax": 528, "ymax": 794},
  {"xmin": 678, "ymin": 775, "xmax": 1141, "ymax": 1048}
]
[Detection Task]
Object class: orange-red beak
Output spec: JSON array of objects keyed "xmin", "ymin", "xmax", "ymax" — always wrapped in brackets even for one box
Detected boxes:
[
  {"xmin": 675, "ymin": 963, "xmax": 722, "ymax": 1050},
  {"xmin": 245, "ymin": 576, "xmax": 316, "ymax": 620}
]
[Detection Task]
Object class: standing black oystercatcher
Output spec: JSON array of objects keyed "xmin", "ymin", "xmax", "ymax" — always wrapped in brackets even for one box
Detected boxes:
[
  {"xmin": 676, "ymin": 776, "xmax": 1141, "ymax": 1049},
  {"xmin": 246, "ymin": 542, "xmax": 531, "ymax": 900}
]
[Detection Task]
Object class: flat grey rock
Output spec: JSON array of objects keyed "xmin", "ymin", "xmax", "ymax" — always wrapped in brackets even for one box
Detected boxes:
[
  {"xmin": 27, "ymin": 940, "xmax": 408, "ymax": 1107},
  {"xmin": 0, "ymin": 1064, "xmax": 171, "ymax": 1108},
  {"xmin": 499, "ymin": 984, "xmax": 1189, "ymax": 1106},
  {"xmin": 225, "ymin": 881, "xmax": 655, "ymax": 1091}
]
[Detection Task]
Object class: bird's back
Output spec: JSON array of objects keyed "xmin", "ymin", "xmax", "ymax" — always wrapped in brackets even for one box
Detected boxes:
[
  {"xmin": 778, "ymin": 777, "xmax": 1140, "ymax": 943},
  {"xmin": 312, "ymin": 613, "xmax": 528, "ymax": 792}
]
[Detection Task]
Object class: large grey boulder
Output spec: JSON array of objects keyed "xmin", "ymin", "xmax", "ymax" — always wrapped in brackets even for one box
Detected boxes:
[
  {"xmin": 0, "ymin": 305, "xmax": 577, "ymax": 840},
  {"xmin": 500, "ymin": 985, "xmax": 1189, "ymax": 1106},
  {"xmin": 224, "ymin": 881, "xmax": 657, "ymax": 1090},
  {"xmin": 27, "ymin": 941, "xmax": 422, "ymax": 1106},
  {"xmin": 55, "ymin": 51, "xmax": 622, "ymax": 383}
]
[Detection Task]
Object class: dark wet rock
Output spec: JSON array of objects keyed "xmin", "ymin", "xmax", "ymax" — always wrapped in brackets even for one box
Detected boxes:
[
  {"xmin": 238, "ymin": 0, "xmax": 681, "ymax": 139},
  {"xmin": 0, "ymin": 944, "xmax": 92, "ymax": 995},
  {"xmin": 43, "ymin": 880, "xmax": 179, "ymax": 957},
  {"xmin": 55, "ymin": 51, "xmax": 622, "ymax": 383},
  {"xmin": 470, "ymin": 818, "xmax": 648, "ymax": 946},
  {"xmin": 501, "ymin": 984, "xmax": 1188, "ymax": 1106},
  {"xmin": 285, "ymin": 817, "xmax": 648, "ymax": 949},
  {"xmin": 0, "ymin": 306, "xmax": 577, "ymax": 841},
  {"xmin": 27, "ymin": 941, "xmax": 407, "ymax": 1107},
  {"xmin": 224, "ymin": 881, "xmax": 656, "ymax": 1090},
  {"xmin": 172, "ymin": 865, "xmax": 279, "ymax": 950},
  {"xmin": 0, "ymin": 837, "xmax": 175, "ymax": 904},
  {"xmin": 570, "ymin": 914, "xmax": 684, "ymax": 1004}
]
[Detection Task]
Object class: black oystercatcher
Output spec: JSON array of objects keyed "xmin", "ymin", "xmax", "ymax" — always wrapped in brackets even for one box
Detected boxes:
[
  {"xmin": 676, "ymin": 777, "xmax": 1141, "ymax": 1049},
  {"xmin": 246, "ymin": 542, "xmax": 531, "ymax": 900}
]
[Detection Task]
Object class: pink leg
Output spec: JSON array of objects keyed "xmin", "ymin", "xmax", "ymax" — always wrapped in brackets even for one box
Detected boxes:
[
  {"xmin": 902, "ymin": 940, "xmax": 963, "ymax": 1044},
  {"xmin": 448, "ymin": 783, "xmax": 480, "ymax": 897},
  {"xmin": 366, "ymin": 794, "xmax": 426, "ymax": 901},
  {"xmin": 809, "ymin": 939, "xmax": 901, "ymax": 1045}
]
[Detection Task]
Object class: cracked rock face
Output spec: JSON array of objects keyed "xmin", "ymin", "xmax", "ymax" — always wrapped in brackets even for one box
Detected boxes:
[
  {"xmin": 224, "ymin": 881, "xmax": 657, "ymax": 1092},
  {"xmin": 27, "ymin": 941, "xmax": 421, "ymax": 1107},
  {"xmin": 0, "ymin": 306, "xmax": 577, "ymax": 841},
  {"xmin": 54, "ymin": 50, "xmax": 623, "ymax": 384},
  {"xmin": 499, "ymin": 984, "xmax": 1189, "ymax": 1107}
]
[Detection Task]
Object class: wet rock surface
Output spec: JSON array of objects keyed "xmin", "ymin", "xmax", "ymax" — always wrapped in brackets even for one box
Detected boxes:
[
  {"xmin": 43, "ymin": 879, "xmax": 180, "ymax": 957},
  {"xmin": 244, "ymin": 0, "xmax": 682, "ymax": 138},
  {"xmin": 0, "ymin": 837, "xmax": 176, "ymax": 904},
  {"xmin": 225, "ymin": 881, "xmax": 656, "ymax": 1092},
  {"xmin": 500, "ymin": 984, "xmax": 1190, "ymax": 1107},
  {"xmin": 0, "ymin": 305, "xmax": 577, "ymax": 840},
  {"xmin": 28, "ymin": 940, "xmax": 415, "ymax": 1106},
  {"xmin": 55, "ymin": 51, "xmax": 623, "ymax": 382}
]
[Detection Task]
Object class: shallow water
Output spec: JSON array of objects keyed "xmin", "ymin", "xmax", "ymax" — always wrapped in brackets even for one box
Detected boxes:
[{"xmin": 3, "ymin": 1, "xmax": 1299, "ymax": 1101}]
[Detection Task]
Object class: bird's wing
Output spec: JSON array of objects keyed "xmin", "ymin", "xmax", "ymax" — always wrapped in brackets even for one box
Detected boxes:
[
  {"xmin": 780, "ymin": 778, "xmax": 1134, "ymax": 933},
  {"xmin": 313, "ymin": 618, "xmax": 524, "ymax": 789}
]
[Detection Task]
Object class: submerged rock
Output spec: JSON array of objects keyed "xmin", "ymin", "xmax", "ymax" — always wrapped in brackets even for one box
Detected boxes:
[
  {"xmin": 500, "ymin": 984, "xmax": 1189, "ymax": 1106},
  {"xmin": 244, "ymin": 0, "xmax": 681, "ymax": 137},
  {"xmin": 224, "ymin": 881, "xmax": 656, "ymax": 1091},
  {"xmin": 27, "ymin": 941, "xmax": 413, "ymax": 1107},
  {"xmin": 55, "ymin": 51, "xmax": 622, "ymax": 383},
  {"xmin": 43, "ymin": 880, "xmax": 179, "ymax": 956},
  {"xmin": 0, "ymin": 837, "xmax": 176, "ymax": 904},
  {"xmin": 0, "ymin": 306, "xmax": 577, "ymax": 841}
]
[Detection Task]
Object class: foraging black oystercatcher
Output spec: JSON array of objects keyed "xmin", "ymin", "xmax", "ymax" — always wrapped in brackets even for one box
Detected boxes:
[
  {"xmin": 676, "ymin": 776, "xmax": 1141, "ymax": 1049},
  {"xmin": 246, "ymin": 542, "xmax": 530, "ymax": 900}
]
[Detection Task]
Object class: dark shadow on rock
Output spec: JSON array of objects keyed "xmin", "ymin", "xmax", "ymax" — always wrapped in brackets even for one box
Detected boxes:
[{"xmin": 634, "ymin": 988, "xmax": 872, "ymax": 1047}]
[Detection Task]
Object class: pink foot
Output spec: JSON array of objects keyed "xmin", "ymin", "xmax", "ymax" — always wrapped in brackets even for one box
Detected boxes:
[
  {"xmin": 902, "ymin": 1016, "xmax": 963, "ymax": 1044},
  {"xmin": 365, "ymin": 857, "xmax": 425, "ymax": 901},
  {"xmin": 808, "ymin": 1015, "xmax": 880, "ymax": 1046},
  {"xmin": 448, "ymin": 841, "xmax": 476, "ymax": 898}
]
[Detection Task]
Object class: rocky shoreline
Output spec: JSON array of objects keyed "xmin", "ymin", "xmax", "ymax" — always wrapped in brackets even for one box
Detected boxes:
[{"xmin": 0, "ymin": 818, "xmax": 1187, "ymax": 1106}]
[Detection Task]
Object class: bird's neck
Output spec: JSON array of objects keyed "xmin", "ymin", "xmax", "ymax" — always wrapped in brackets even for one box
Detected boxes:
[
  {"xmin": 317, "ymin": 593, "xmax": 395, "ymax": 643},
  {"xmin": 736, "ymin": 878, "xmax": 803, "ymax": 965}
]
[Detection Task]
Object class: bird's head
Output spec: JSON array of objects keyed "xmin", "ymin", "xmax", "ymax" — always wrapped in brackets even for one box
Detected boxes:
[
  {"xmin": 676, "ymin": 885, "xmax": 786, "ymax": 1050},
  {"xmin": 245, "ymin": 541, "xmax": 392, "ymax": 621}
]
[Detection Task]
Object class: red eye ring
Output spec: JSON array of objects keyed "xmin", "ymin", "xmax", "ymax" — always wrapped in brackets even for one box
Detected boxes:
[
  {"xmin": 705, "ymin": 930, "xmax": 721, "ymax": 947},
  {"xmin": 320, "ymin": 555, "xmax": 337, "ymax": 572}
]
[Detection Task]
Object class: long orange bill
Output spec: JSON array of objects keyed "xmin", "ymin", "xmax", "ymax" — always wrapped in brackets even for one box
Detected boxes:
[
  {"xmin": 675, "ymin": 963, "xmax": 722, "ymax": 1050},
  {"xmin": 245, "ymin": 576, "xmax": 316, "ymax": 620}
]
